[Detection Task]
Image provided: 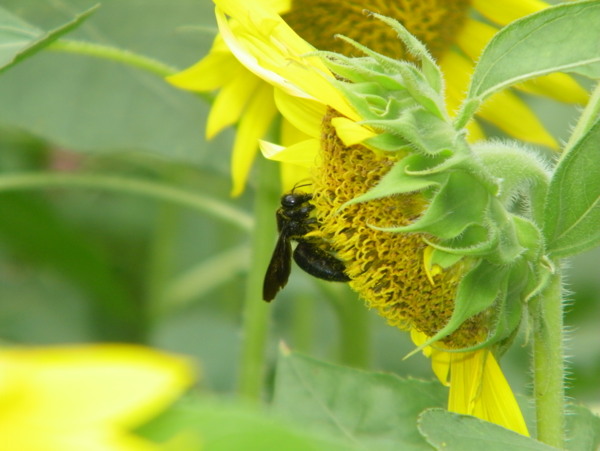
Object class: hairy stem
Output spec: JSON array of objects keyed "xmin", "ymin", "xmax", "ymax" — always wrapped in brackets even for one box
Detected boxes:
[
  {"xmin": 532, "ymin": 270, "xmax": 565, "ymax": 447},
  {"xmin": 238, "ymin": 159, "xmax": 279, "ymax": 400},
  {"xmin": 48, "ymin": 39, "xmax": 178, "ymax": 77}
]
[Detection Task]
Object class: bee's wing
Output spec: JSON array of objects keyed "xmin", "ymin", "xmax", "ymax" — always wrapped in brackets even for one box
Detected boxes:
[{"xmin": 262, "ymin": 233, "xmax": 292, "ymax": 302}]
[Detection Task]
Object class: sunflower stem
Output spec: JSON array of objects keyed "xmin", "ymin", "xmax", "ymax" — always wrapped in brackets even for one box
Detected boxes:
[
  {"xmin": 532, "ymin": 269, "xmax": 565, "ymax": 447},
  {"xmin": 0, "ymin": 173, "xmax": 252, "ymax": 231},
  {"xmin": 238, "ymin": 158, "xmax": 279, "ymax": 400},
  {"xmin": 335, "ymin": 287, "xmax": 370, "ymax": 368},
  {"xmin": 48, "ymin": 39, "xmax": 178, "ymax": 78}
]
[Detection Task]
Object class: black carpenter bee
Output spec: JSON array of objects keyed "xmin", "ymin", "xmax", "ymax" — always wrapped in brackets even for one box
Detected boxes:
[{"xmin": 263, "ymin": 190, "xmax": 350, "ymax": 302}]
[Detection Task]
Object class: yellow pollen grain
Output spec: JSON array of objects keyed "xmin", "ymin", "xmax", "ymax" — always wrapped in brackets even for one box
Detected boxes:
[
  {"xmin": 283, "ymin": 0, "xmax": 472, "ymax": 60},
  {"xmin": 312, "ymin": 110, "xmax": 487, "ymax": 348}
]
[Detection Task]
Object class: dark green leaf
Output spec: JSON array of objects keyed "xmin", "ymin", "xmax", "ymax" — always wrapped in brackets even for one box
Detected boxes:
[
  {"xmin": 544, "ymin": 119, "xmax": 600, "ymax": 257},
  {"xmin": 418, "ymin": 409, "xmax": 558, "ymax": 451},
  {"xmin": 272, "ymin": 351, "xmax": 446, "ymax": 451},
  {"xmin": 0, "ymin": 4, "xmax": 97, "ymax": 74},
  {"xmin": 467, "ymin": 1, "xmax": 600, "ymax": 102}
]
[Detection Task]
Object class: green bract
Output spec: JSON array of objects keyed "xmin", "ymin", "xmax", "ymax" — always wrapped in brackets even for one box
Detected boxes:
[{"xmin": 319, "ymin": 7, "xmax": 599, "ymax": 352}]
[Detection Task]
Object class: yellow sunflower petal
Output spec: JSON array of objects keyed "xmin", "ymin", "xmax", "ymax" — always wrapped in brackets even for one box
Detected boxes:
[
  {"xmin": 166, "ymin": 37, "xmax": 239, "ymax": 92},
  {"xmin": 279, "ymin": 118, "xmax": 315, "ymax": 189},
  {"xmin": 517, "ymin": 73, "xmax": 589, "ymax": 104},
  {"xmin": 263, "ymin": 0, "xmax": 292, "ymax": 13},
  {"xmin": 206, "ymin": 72, "xmax": 262, "ymax": 138},
  {"xmin": 480, "ymin": 89, "xmax": 558, "ymax": 149},
  {"xmin": 281, "ymin": 163, "xmax": 313, "ymax": 191},
  {"xmin": 215, "ymin": 0, "xmax": 359, "ymax": 120},
  {"xmin": 456, "ymin": 19, "xmax": 497, "ymax": 62},
  {"xmin": 231, "ymin": 81, "xmax": 277, "ymax": 196},
  {"xmin": 260, "ymin": 138, "xmax": 319, "ymax": 167},
  {"xmin": 331, "ymin": 117, "xmax": 377, "ymax": 146},
  {"xmin": 472, "ymin": 0, "xmax": 548, "ymax": 26},
  {"xmin": 274, "ymin": 88, "xmax": 326, "ymax": 139},
  {"xmin": 466, "ymin": 119, "xmax": 486, "ymax": 142},
  {"xmin": 410, "ymin": 329, "xmax": 451, "ymax": 385},
  {"xmin": 448, "ymin": 349, "xmax": 529, "ymax": 436}
]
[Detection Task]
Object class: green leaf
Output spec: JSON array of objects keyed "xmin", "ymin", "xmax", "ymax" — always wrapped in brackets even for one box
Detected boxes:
[
  {"xmin": 0, "ymin": 0, "xmax": 226, "ymax": 170},
  {"xmin": 418, "ymin": 409, "xmax": 558, "ymax": 451},
  {"xmin": 565, "ymin": 404, "xmax": 600, "ymax": 451},
  {"xmin": 544, "ymin": 119, "xmax": 600, "ymax": 257},
  {"xmin": 272, "ymin": 351, "xmax": 447, "ymax": 451},
  {"xmin": 139, "ymin": 398, "xmax": 357, "ymax": 451},
  {"xmin": 0, "ymin": 4, "xmax": 97, "ymax": 74},
  {"xmin": 466, "ymin": 1, "xmax": 600, "ymax": 103},
  {"xmin": 410, "ymin": 260, "xmax": 510, "ymax": 352},
  {"xmin": 379, "ymin": 171, "xmax": 489, "ymax": 240},
  {"xmin": 343, "ymin": 154, "xmax": 446, "ymax": 206}
]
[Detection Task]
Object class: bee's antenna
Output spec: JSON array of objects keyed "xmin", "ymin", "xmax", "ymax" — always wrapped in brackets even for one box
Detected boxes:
[{"xmin": 292, "ymin": 180, "xmax": 313, "ymax": 193}]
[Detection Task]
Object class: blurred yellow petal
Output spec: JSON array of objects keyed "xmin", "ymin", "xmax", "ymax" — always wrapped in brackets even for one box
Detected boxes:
[
  {"xmin": 331, "ymin": 117, "xmax": 377, "ymax": 146},
  {"xmin": 456, "ymin": 19, "xmax": 496, "ymax": 62},
  {"xmin": 274, "ymin": 88, "xmax": 325, "ymax": 139},
  {"xmin": 517, "ymin": 73, "xmax": 588, "ymax": 104},
  {"xmin": 466, "ymin": 119, "xmax": 486, "ymax": 142},
  {"xmin": 231, "ymin": 82, "xmax": 277, "ymax": 196},
  {"xmin": 207, "ymin": 72, "xmax": 262, "ymax": 138},
  {"xmin": 480, "ymin": 90, "xmax": 558, "ymax": 149},
  {"xmin": 0, "ymin": 345, "xmax": 195, "ymax": 451},
  {"xmin": 449, "ymin": 349, "xmax": 529, "ymax": 436},
  {"xmin": 473, "ymin": 0, "xmax": 548, "ymax": 26}
]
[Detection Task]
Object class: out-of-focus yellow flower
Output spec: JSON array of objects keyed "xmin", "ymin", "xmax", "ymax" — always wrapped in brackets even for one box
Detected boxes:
[
  {"xmin": 0, "ymin": 344, "xmax": 195, "ymax": 451},
  {"xmin": 168, "ymin": 0, "xmax": 587, "ymax": 195},
  {"xmin": 191, "ymin": 0, "xmax": 534, "ymax": 435}
]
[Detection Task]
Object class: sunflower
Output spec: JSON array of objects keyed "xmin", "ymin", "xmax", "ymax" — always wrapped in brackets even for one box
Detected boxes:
[
  {"xmin": 179, "ymin": 0, "xmax": 541, "ymax": 435},
  {"xmin": 168, "ymin": 0, "xmax": 587, "ymax": 195}
]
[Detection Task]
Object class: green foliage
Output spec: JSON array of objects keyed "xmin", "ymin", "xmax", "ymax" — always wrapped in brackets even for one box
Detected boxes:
[
  {"xmin": 418, "ymin": 409, "xmax": 558, "ymax": 451},
  {"xmin": 544, "ymin": 119, "xmax": 600, "ymax": 257},
  {"xmin": 458, "ymin": 0, "xmax": 600, "ymax": 128},
  {"xmin": 0, "ymin": 0, "xmax": 226, "ymax": 167},
  {"xmin": 0, "ymin": 4, "xmax": 97, "ymax": 74},
  {"xmin": 1, "ymin": 1, "xmax": 600, "ymax": 450},
  {"xmin": 272, "ymin": 351, "xmax": 446, "ymax": 450}
]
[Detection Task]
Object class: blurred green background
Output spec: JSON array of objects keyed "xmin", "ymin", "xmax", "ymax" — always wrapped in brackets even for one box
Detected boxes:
[{"xmin": 0, "ymin": 0, "xmax": 598, "ymax": 410}]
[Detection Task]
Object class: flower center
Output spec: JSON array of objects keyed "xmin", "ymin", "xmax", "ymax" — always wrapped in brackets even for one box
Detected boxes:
[
  {"xmin": 312, "ymin": 110, "xmax": 487, "ymax": 348},
  {"xmin": 283, "ymin": 0, "xmax": 472, "ymax": 60}
]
